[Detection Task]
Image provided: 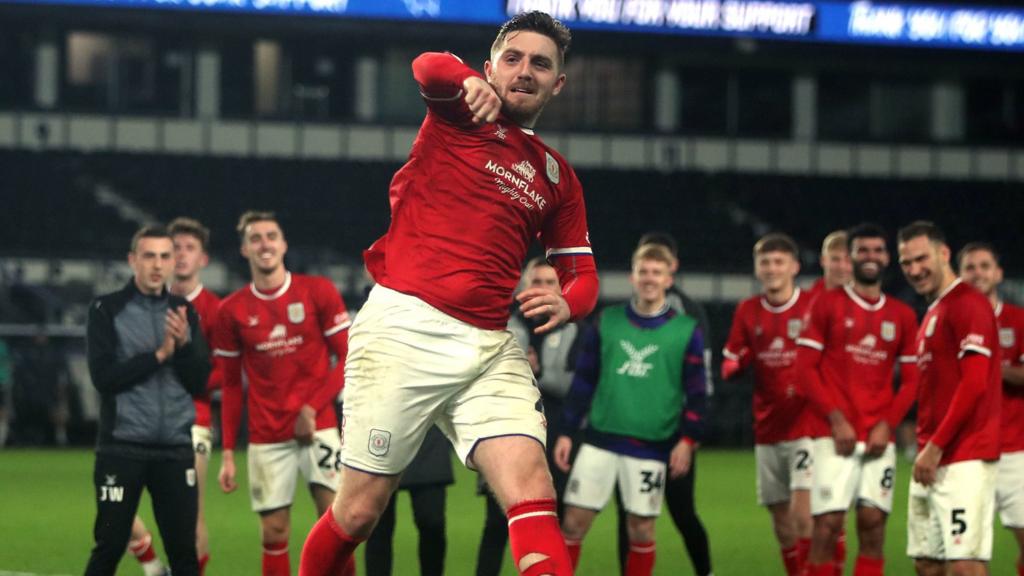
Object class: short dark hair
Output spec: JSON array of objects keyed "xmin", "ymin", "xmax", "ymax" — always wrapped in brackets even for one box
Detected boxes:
[
  {"xmin": 754, "ymin": 233, "xmax": 799, "ymax": 259},
  {"xmin": 168, "ymin": 217, "xmax": 210, "ymax": 251},
  {"xmin": 897, "ymin": 220, "xmax": 946, "ymax": 246},
  {"xmin": 236, "ymin": 210, "xmax": 279, "ymax": 242},
  {"xmin": 637, "ymin": 231, "xmax": 678, "ymax": 258},
  {"xmin": 130, "ymin": 224, "xmax": 171, "ymax": 253},
  {"xmin": 492, "ymin": 11, "xmax": 571, "ymax": 67},
  {"xmin": 957, "ymin": 241, "xmax": 1001, "ymax": 268},
  {"xmin": 847, "ymin": 223, "xmax": 888, "ymax": 251}
]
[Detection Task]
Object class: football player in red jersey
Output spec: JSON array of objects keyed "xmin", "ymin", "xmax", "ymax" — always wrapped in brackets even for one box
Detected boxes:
[
  {"xmin": 898, "ymin": 222, "xmax": 1001, "ymax": 576},
  {"xmin": 722, "ymin": 233, "xmax": 816, "ymax": 575},
  {"xmin": 213, "ymin": 211, "xmax": 353, "ymax": 576},
  {"xmin": 300, "ymin": 11, "xmax": 598, "ymax": 576},
  {"xmin": 959, "ymin": 242, "xmax": 1024, "ymax": 576},
  {"xmin": 807, "ymin": 230, "xmax": 852, "ymax": 301},
  {"xmin": 796, "ymin": 224, "xmax": 919, "ymax": 576}
]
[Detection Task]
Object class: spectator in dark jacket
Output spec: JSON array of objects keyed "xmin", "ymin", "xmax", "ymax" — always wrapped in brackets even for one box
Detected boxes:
[{"xmin": 83, "ymin": 224, "xmax": 210, "ymax": 576}]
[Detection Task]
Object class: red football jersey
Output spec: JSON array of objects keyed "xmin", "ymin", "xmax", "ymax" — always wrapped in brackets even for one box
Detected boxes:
[
  {"xmin": 723, "ymin": 288, "xmax": 815, "ymax": 443},
  {"xmin": 915, "ymin": 279, "xmax": 1001, "ymax": 464},
  {"xmin": 805, "ymin": 278, "xmax": 827, "ymax": 303},
  {"xmin": 797, "ymin": 285, "xmax": 918, "ymax": 439},
  {"xmin": 186, "ymin": 284, "xmax": 221, "ymax": 427},
  {"xmin": 997, "ymin": 301, "xmax": 1024, "ymax": 453},
  {"xmin": 363, "ymin": 52, "xmax": 593, "ymax": 331},
  {"xmin": 212, "ymin": 273, "xmax": 351, "ymax": 444}
]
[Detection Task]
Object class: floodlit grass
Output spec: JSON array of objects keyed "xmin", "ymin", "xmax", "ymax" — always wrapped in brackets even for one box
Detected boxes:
[{"xmin": 0, "ymin": 449, "xmax": 1016, "ymax": 575}]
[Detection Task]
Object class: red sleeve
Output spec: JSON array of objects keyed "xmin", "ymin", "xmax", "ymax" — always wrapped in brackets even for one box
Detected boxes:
[
  {"xmin": 211, "ymin": 302, "xmax": 243, "ymax": 450},
  {"xmin": 306, "ymin": 279, "xmax": 352, "ymax": 412},
  {"xmin": 931, "ymin": 353, "xmax": 990, "ymax": 449},
  {"xmin": 722, "ymin": 302, "xmax": 752, "ymax": 370},
  {"xmin": 886, "ymin": 306, "xmax": 920, "ymax": 426},
  {"xmin": 412, "ymin": 52, "xmax": 481, "ymax": 126},
  {"xmin": 314, "ymin": 278, "xmax": 352, "ymax": 338},
  {"xmin": 543, "ymin": 167, "xmax": 597, "ymax": 321},
  {"xmin": 551, "ymin": 254, "xmax": 598, "ymax": 321},
  {"xmin": 931, "ymin": 296, "xmax": 997, "ymax": 449},
  {"xmin": 796, "ymin": 295, "xmax": 841, "ymax": 417},
  {"xmin": 796, "ymin": 345, "xmax": 838, "ymax": 418},
  {"xmin": 307, "ymin": 330, "xmax": 348, "ymax": 415},
  {"xmin": 219, "ymin": 354, "xmax": 243, "ymax": 450},
  {"xmin": 887, "ymin": 362, "xmax": 919, "ymax": 428}
]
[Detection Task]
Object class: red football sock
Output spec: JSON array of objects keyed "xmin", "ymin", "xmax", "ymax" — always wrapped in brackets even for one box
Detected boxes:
[
  {"xmin": 262, "ymin": 541, "xmax": 290, "ymax": 576},
  {"xmin": 299, "ymin": 510, "xmax": 364, "ymax": 576},
  {"xmin": 625, "ymin": 541, "xmax": 656, "ymax": 576},
  {"xmin": 854, "ymin": 555, "xmax": 884, "ymax": 576},
  {"xmin": 128, "ymin": 534, "xmax": 157, "ymax": 563},
  {"xmin": 565, "ymin": 538, "xmax": 582, "ymax": 569},
  {"xmin": 834, "ymin": 530, "xmax": 847, "ymax": 576},
  {"xmin": 198, "ymin": 553, "xmax": 209, "ymax": 575},
  {"xmin": 797, "ymin": 538, "xmax": 812, "ymax": 569},
  {"xmin": 803, "ymin": 562, "xmax": 835, "ymax": 576},
  {"xmin": 782, "ymin": 544, "xmax": 801, "ymax": 576},
  {"xmin": 507, "ymin": 499, "xmax": 572, "ymax": 575},
  {"xmin": 1018, "ymin": 562, "xmax": 1024, "ymax": 576}
]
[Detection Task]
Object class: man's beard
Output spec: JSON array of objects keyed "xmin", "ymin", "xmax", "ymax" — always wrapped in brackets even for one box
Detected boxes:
[{"xmin": 853, "ymin": 263, "xmax": 884, "ymax": 285}]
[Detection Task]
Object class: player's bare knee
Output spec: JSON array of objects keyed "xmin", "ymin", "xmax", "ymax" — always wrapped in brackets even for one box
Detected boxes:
[
  {"xmin": 335, "ymin": 500, "xmax": 384, "ymax": 538},
  {"xmin": 626, "ymin": 515, "xmax": 656, "ymax": 542},
  {"xmin": 560, "ymin": 507, "xmax": 592, "ymax": 541},
  {"xmin": 259, "ymin": 520, "xmax": 289, "ymax": 545},
  {"xmin": 913, "ymin": 558, "xmax": 944, "ymax": 576},
  {"xmin": 948, "ymin": 560, "xmax": 984, "ymax": 576}
]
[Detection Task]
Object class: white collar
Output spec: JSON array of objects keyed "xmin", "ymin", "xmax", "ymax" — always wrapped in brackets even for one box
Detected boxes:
[
  {"xmin": 843, "ymin": 284, "xmax": 886, "ymax": 311},
  {"xmin": 250, "ymin": 272, "xmax": 292, "ymax": 301},
  {"xmin": 761, "ymin": 287, "xmax": 801, "ymax": 313},
  {"xmin": 928, "ymin": 277, "xmax": 963, "ymax": 310},
  {"xmin": 184, "ymin": 283, "xmax": 204, "ymax": 303}
]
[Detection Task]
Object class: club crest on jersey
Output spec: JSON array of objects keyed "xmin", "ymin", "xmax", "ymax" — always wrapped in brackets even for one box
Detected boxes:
[
  {"xmin": 787, "ymin": 319, "xmax": 802, "ymax": 339},
  {"xmin": 368, "ymin": 429, "xmax": 391, "ymax": 457},
  {"xmin": 925, "ymin": 315, "xmax": 938, "ymax": 338},
  {"xmin": 288, "ymin": 302, "xmax": 305, "ymax": 324},
  {"xmin": 545, "ymin": 152, "xmax": 560, "ymax": 184},
  {"xmin": 881, "ymin": 321, "xmax": 896, "ymax": 342},
  {"xmin": 1001, "ymin": 328, "xmax": 1016, "ymax": 348}
]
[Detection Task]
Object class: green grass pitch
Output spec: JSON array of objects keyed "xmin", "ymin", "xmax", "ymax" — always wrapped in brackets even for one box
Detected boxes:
[{"xmin": 0, "ymin": 449, "xmax": 1016, "ymax": 575}]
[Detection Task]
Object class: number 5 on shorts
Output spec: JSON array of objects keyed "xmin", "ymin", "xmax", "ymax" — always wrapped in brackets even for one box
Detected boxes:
[{"xmin": 951, "ymin": 508, "xmax": 967, "ymax": 536}]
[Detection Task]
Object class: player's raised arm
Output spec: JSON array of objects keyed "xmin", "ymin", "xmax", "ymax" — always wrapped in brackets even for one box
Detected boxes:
[{"xmin": 412, "ymin": 52, "xmax": 487, "ymax": 126}]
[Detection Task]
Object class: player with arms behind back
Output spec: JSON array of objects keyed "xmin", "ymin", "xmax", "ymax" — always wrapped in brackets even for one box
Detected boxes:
[
  {"xmin": 213, "ymin": 211, "xmax": 353, "ymax": 576},
  {"xmin": 299, "ymin": 11, "xmax": 598, "ymax": 576},
  {"xmin": 722, "ymin": 233, "xmax": 818, "ymax": 575},
  {"xmin": 958, "ymin": 242, "xmax": 1024, "ymax": 576}
]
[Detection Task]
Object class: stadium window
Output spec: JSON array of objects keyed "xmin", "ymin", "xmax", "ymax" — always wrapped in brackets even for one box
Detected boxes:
[
  {"xmin": 817, "ymin": 74, "xmax": 871, "ymax": 141},
  {"xmin": 289, "ymin": 43, "xmax": 354, "ymax": 122},
  {"xmin": 541, "ymin": 56, "xmax": 647, "ymax": 131},
  {"xmin": 870, "ymin": 79, "xmax": 930, "ymax": 142},
  {"xmin": 220, "ymin": 40, "xmax": 254, "ymax": 117},
  {"xmin": 0, "ymin": 28, "xmax": 34, "ymax": 109},
  {"xmin": 965, "ymin": 78, "xmax": 1024, "ymax": 144},
  {"xmin": 64, "ymin": 31, "xmax": 188, "ymax": 114},
  {"xmin": 378, "ymin": 48, "xmax": 439, "ymax": 124},
  {"xmin": 736, "ymin": 71, "xmax": 792, "ymax": 138},
  {"xmin": 677, "ymin": 68, "xmax": 730, "ymax": 136}
]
